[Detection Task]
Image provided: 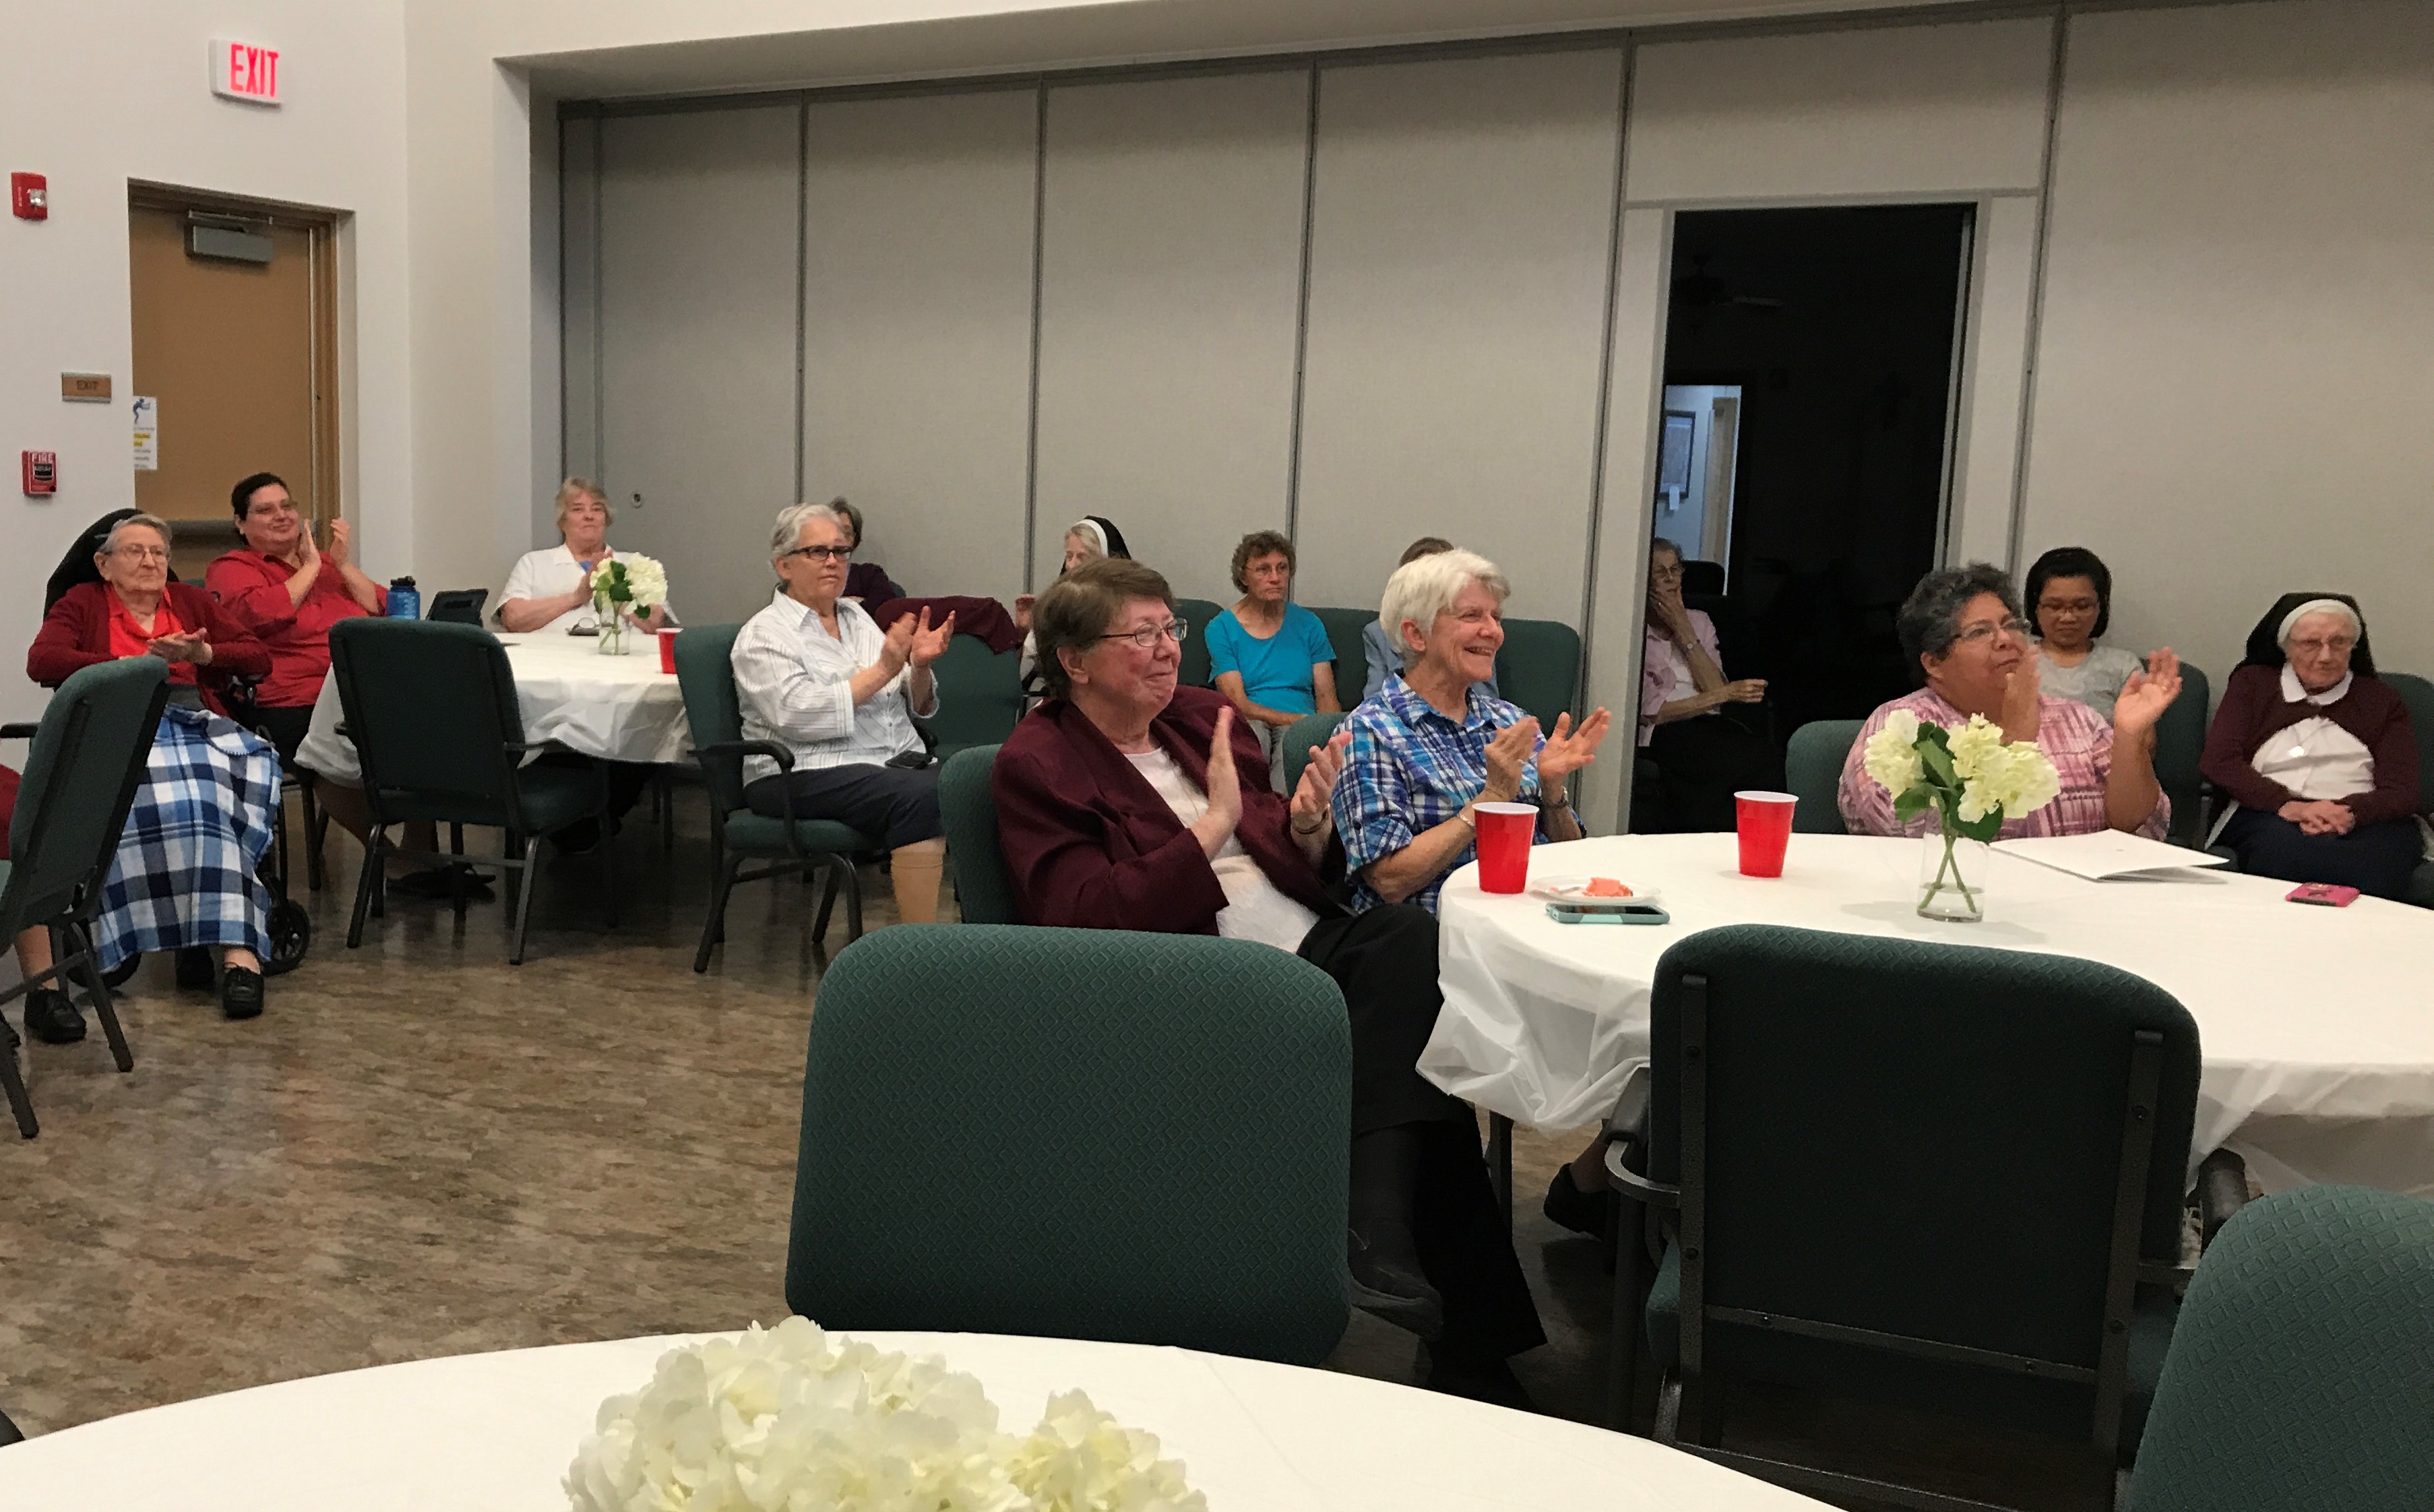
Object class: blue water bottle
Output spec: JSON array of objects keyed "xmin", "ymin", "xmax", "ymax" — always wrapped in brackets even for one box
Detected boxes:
[{"xmin": 386, "ymin": 576, "xmax": 422, "ymax": 620}]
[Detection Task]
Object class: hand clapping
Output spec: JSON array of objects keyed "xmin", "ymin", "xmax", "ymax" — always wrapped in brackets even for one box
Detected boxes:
[
  {"xmin": 1536, "ymin": 708, "xmax": 1614, "ymax": 780},
  {"xmin": 903, "ymin": 608, "xmax": 955, "ymax": 670},
  {"xmin": 2112, "ymin": 648, "xmax": 2183, "ymax": 737},
  {"xmin": 1290, "ymin": 728, "xmax": 1352, "ymax": 837}
]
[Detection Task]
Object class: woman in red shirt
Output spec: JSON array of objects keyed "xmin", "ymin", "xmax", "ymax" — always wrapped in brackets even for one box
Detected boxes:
[
  {"xmin": 28, "ymin": 513, "xmax": 279, "ymax": 1023},
  {"xmin": 204, "ymin": 471, "xmax": 385, "ymax": 762}
]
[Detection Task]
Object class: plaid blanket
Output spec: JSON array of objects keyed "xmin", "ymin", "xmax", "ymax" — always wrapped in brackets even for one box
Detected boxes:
[{"xmin": 92, "ymin": 706, "xmax": 278, "ymax": 970}]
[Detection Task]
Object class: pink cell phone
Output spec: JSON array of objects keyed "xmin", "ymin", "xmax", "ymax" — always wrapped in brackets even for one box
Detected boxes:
[{"xmin": 2286, "ymin": 883, "xmax": 2361, "ymax": 908}]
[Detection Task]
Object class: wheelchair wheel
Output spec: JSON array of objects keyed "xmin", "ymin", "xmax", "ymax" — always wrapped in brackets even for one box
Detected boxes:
[{"xmin": 263, "ymin": 899, "xmax": 311, "ymax": 978}]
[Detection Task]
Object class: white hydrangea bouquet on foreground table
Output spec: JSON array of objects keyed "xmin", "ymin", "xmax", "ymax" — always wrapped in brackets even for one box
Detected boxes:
[
  {"xmin": 565, "ymin": 1318, "xmax": 1208, "ymax": 1512},
  {"xmin": 1862, "ymin": 710, "xmax": 2061, "ymax": 922},
  {"xmin": 587, "ymin": 553, "xmax": 668, "ymax": 656}
]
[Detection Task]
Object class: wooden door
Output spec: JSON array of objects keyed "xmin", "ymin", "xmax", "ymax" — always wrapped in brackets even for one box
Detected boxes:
[{"xmin": 127, "ymin": 199, "xmax": 336, "ymax": 579}]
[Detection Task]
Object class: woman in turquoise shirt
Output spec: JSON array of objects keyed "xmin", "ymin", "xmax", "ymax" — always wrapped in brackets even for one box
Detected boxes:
[{"xmin": 1206, "ymin": 531, "xmax": 1340, "ymax": 752}]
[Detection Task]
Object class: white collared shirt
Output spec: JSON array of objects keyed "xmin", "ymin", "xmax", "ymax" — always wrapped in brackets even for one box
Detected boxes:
[
  {"xmin": 499, "ymin": 544, "xmax": 679, "ymax": 635},
  {"xmin": 730, "ymin": 588, "xmax": 938, "ymax": 784},
  {"xmin": 2256, "ymin": 664, "xmax": 2375, "ymax": 800}
]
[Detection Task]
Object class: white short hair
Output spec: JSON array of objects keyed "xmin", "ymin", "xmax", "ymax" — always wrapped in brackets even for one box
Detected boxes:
[
  {"xmin": 102, "ymin": 512, "xmax": 174, "ymax": 554},
  {"xmin": 770, "ymin": 501, "xmax": 849, "ymax": 560},
  {"xmin": 1379, "ymin": 548, "xmax": 1509, "ymax": 667}
]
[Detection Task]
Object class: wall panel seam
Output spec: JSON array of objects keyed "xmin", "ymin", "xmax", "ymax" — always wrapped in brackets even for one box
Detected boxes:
[
  {"xmin": 1022, "ymin": 83, "xmax": 1049, "ymax": 590},
  {"xmin": 1282, "ymin": 61, "xmax": 1321, "ymax": 561},
  {"xmin": 1578, "ymin": 42, "xmax": 1635, "ymax": 709},
  {"xmin": 2005, "ymin": 1, "xmax": 2072, "ymax": 575},
  {"xmin": 794, "ymin": 98, "xmax": 810, "ymax": 504}
]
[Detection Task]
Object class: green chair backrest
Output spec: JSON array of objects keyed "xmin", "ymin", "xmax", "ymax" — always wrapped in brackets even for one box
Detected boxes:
[
  {"xmin": 1280, "ymin": 710, "xmax": 1348, "ymax": 797},
  {"xmin": 922, "ymin": 635, "xmax": 1024, "ymax": 760},
  {"xmin": 1306, "ymin": 606, "xmax": 1372, "ymax": 705},
  {"xmin": 2125, "ymin": 1185, "xmax": 2434, "ymax": 1512},
  {"xmin": 1495, "ymin": 617, "xmax": 1581, "ymax": 730},
  {"xmin": 2378, "ymin": 671, "xmax": 2434, "ymax": 809},
  {"xmin": 329, "ymin": 619, "xmax": 527, "ymax": 829},
  {"xmin": 2150, "ymin": 659, "xmax": 2210, "ymax": 847},
  {"xmin": 673, "ymin": 624, "xmax": 751, "ymax": 816},
  {"xmin": 1784, "ymin": 719, "xmax": 1863, "ymax": 835},
  {"xmin": 788, "ymin": 924, "xmax": 1351, "ymax": 1364},
  {"xmin": 938, "ymin": 745, "xmax": 1022, "ymax": 925},
  {"xmin": 1174, "ymin": 598, "xmax": 1223, "ymax": 688},
  {"xmin": 1647, "ymin": 924, "xmax": 2199, "ymax": 1436},
  {"xmin": 0, "ymin": 658, "xmax": 170, "ymax": 936}
]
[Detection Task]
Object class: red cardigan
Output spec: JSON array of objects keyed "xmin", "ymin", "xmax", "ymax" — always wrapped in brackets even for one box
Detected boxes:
[
  {"xmin": 29, "ymin": 580, "xmax": 271, "ymax": 715},
  {"xmin": 992, "ymin": 685, "xmax": 1340, "ymax": 934},
  {"xmin": 2199, "ymin": 664, "xmax": 2421, "ymax": 825}
]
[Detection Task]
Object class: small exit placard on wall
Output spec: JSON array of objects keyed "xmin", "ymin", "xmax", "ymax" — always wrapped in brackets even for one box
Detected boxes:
[{"xmin": 211, "ymin": 39, "xmax": 282, "ymax": 105}]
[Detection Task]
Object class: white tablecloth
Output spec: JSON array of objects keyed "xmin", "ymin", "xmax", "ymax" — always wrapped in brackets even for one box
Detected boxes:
[
  {"xmin": 0, "ymin": 1331, "xmax": 1830, "ymax": 1511},
  {"xmin": 498, "ymin": 631, "xmax": 690, "ymax": 765},
  {"xmin": 1429, "ymin": 833, "xmax": 2434, "ymax": 1198}
]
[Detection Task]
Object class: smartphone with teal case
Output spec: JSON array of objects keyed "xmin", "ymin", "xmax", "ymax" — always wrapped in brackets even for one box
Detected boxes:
[{"xmin": 1547, "ymin": 903, "xmax": 1670, "ymax": 926}]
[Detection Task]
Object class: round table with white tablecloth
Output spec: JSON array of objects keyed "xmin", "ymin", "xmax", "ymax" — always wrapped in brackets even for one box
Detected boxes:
[
  {"xmin": 0, "ymin": 1331, "xmax": 1832, "ymax": 1511},
  {"xmin": 495, "ymin": 630, "xmax": 690, "ymax": 765},
  {"xmin": 1427, "ymin": 832, "xmax": 2434, "ymax": 1197}
]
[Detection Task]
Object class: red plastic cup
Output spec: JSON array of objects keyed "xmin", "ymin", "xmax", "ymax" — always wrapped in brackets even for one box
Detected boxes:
[
  {"xmin": 1734, "ymin": 790, "xmax": 1797, "ymax": 877},
  {"xmin": 1474, "ymin": 802, "xmax": 1537, "ymax": 894},
  {"xmin": 657, "ymin": 628, "xmax": 679, "ymax": 674}
]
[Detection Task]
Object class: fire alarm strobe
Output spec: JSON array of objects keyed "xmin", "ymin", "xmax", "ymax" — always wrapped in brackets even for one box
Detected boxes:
[
  {"xmin": 23, "ymin": 451, "xmax": 58, "ymax": 495},
  {"xmin": 11, "ymin": 173, "xmax": 46, "ymax": 220}
]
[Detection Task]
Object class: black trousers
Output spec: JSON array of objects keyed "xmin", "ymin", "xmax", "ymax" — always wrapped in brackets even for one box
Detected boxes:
[
  {"xmin": 745, "ymin": 762, "xmax": 942, "ymax": 849},
  {"xmin": 535, "ymin": 753, "xmax": 654, "ymax": 821},
  {"xmin": 2221, "ymin": 809, "xmax": 2422, "ymax": 900},
  {"xmin": 1646, "ymin": 713, "xmax": 1783, "ymax": 833},
  {"xmin": 1299, "ymin": 904, "xmax": 1547, "ymax": 1361},
  {"xmin": 253, "ymin": 704, "xmax": 315, "ymax": 767}
]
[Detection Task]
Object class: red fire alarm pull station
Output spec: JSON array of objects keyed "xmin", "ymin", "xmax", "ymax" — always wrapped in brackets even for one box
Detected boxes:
[
  {"xmin": 11, "ymin": 174, "xmax": 46, "ymax": 220},
  {"xmin": 23, "ymin": 451, "xmax": 58, "ymax": 495}
]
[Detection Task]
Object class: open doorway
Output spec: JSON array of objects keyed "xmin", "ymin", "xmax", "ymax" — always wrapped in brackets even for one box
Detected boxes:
[{"xmin": 1648, "ymin": 203, "xmax": 1973, "ymax": 748}]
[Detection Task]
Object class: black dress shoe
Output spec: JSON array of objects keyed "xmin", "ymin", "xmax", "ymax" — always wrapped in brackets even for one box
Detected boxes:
[
  {"xmin": 22, "ymin": 987, "xmax": 86, "ymax": 1045},
  {"xmin": 1423, "ymin": 1348, "xmax": 1538, "ymax": 1412},
  {"xmin": 220, "ymin": 966, "xmax": 265, "ymax": 1021},
  {"xmin": 175, "ymin": 945, "xmax": 216, "ymax": 991},
  {"xmin": 1543, "ymin": 1165, "xmax": 1614, "ymax": 1240},
  {"xmin": 386, "ymin": 866, "xmax": 496, "ymax": 901},
  {"xmin": 1348, "ymin": 1224, "xmax": 1444, "ymax": 1341}
]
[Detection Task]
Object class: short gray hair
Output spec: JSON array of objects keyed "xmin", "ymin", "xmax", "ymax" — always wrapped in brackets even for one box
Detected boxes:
[
  {"xmin": 1380, "ymin": 548, "xmax": 1509, "ymax": 667},
  {"xmin": 1897, "ymin": 562, "xmax": 2020, "ymax": 669},
  {"xmin": 1648, "ymin": 537, "xmax": 1683, "ymax": 562},
  {"xmin": 102, "ymin": 513, "xmax": 174, "ymax": 555},
  {"xmin": 770, "ymin": 501, "xmax": 849, "ymax": 561}
]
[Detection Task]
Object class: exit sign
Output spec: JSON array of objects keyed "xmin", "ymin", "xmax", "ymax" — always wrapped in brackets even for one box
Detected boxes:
[{"xmin": 210, "ymin": 39, "xmax": 282, "ymax": 105}]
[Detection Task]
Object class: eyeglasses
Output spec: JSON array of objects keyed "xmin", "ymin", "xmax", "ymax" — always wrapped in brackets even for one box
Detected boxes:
[
  {"xmin": 783, "ymin": 545, "xmax": 852, "ymax": 564},
  {"xmin": 2036, "ymin": 598, "xmax": 2098, "ymax": 617},
  {"xmin": 1648, "ymin": 563, "xmax": 1684, "ymax": 581},
  {"xmin": 111, "ymin": 545, "xmax": 170, "ymax": 563},
  {"xmin": 1093, "ymin": 620, "xmax": 1189, "ymax": 650},
  {"xmin": 2289, "ymin": 636, "xmax": 2356, "ymax": 656},
  {"xmin": 1953, "ymin": 617, "xmax": 2032, "ymax": 646}
]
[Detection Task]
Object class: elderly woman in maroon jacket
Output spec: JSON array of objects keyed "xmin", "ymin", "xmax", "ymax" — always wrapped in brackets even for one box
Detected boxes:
[
  {"xmin": 2201, "ymin": 596, "xmax": 2422, "ymax": 899},
  {"xmin": 993, "ymin": 556, "xmax": 1543, "ymax": 1407},
  {"xmin": 28, "ymin": 512, "xmax": 280, "ymax": 1024}
]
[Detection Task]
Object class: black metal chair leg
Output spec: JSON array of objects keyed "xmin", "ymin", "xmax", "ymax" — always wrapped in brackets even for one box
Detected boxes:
[
  {"xmin": 346, "ymin": 827, "xmax": 384, "ymax": 947},
  {"xmin": 809, "ymin": 860, "xmax": 842, "ymax": 944},
  {"xmin": 844, "ymin": 860, "xmax": 865, "ymax": 941},
  {"xmin": 656, "ymin": 768, "xmax": 675, "ymax": 854},
  {"xmin": 66, "ymin": 920, "xmax": 133, "ymax": 1073},
  {"xmin": 694, "ymin": 855, "xmax": 741, "ymax": 974},
  {"xmin": 1609, "ymin": 1196, "xmax": 1646, "ymax": 1432},
  {"xmin": 508, "ymin": 834, "xmax": 544, "ymax": 966},
  {"xmin": 1, "ymin": 1030, "xmax": 36, "ymax": 1139},
  {"xmin": 302, "ymin": 780, "xmax": 326, "ymax": 891}
]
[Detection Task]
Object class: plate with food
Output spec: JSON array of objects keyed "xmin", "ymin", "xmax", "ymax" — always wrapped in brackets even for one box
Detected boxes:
[{"xmin": 1531, "ymin": 876, "xmax": 1661, "ymax": 909}]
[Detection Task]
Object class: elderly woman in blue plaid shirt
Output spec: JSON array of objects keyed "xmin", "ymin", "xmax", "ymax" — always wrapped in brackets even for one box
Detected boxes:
[{"xmin": 1332, "ymin": 549, "xmax": 1612, "ymax": 914}]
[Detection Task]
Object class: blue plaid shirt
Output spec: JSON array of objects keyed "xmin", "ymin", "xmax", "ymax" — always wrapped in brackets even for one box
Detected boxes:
[{"xmin": 1333, "ymin": 674, "xmax": 1562, "ymax": 914}]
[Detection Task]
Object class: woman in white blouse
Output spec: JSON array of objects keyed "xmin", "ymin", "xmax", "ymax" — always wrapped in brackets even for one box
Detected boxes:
[
  {"xmin": 730, "ymin": 502, "xmax": 956, "ymax": 924},
  {"xmin": 496, "ymin": 478, "xmax": 677, "ymax": 635}
]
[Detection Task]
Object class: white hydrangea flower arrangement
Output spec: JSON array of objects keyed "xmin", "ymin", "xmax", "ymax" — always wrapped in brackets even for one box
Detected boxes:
[
  {"xmin": 564, "ymin": 1318, "xmax": 1208, "ymax": 1512},
  {"xmin": 1863, "ymin": 709, "xmax": 2061, "ymax": 919},
  {"xmin": 589, "ymin": 553, "xmax": 668, "ymax": 612}
]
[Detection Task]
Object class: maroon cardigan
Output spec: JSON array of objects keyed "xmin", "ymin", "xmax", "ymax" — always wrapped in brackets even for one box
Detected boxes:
[
  {"xmin": 28, "ymin": 580, "xmax": 271, "ymax": 716},
  {"xmin": 2199, "ymin": 663, "xmax": 2421, "ymax": 825},
  {"xmin": 993, "ymin": 685, "xmax": 1339, "ymax": 933}
]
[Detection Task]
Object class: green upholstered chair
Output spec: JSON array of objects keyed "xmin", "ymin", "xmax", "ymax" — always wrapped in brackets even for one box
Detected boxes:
[
  {"xmin": 937, "ymin": 745, "xmax": 1021, "ymax": 925},
  {"xmin": 1280, "ymin": 710, "xmax": 1349, "ymax": 798},
  {"xmin": 2149, "ymin": 660, "xmax": 2210, "ymax": 848},
  {"xmin": 330, "ymin": 619, "xmax": 615, "ymax": 966},
  {"xmin": 1607, "ymin": 925, "xmax": 2206, "ymax": 1507},
  {"xmin": 788, "ymin": 924, "xmax": 1352, "ymax": 1365},
  {"xmin": 673, "ymin": 624, "xmax": 881, "ymax": 972},
  {"xmin": 1307, "ymin": 606, "xmax": 1372, "ymax": 707},
  {"xmin": 2378, "ymin": 671, "xmax": 2434, "ymax": 907},
  {"xmin": 2125, "ymin": 1185, "xmax": 2434, "ymax": 1512},
  {"xmin": 1174, "ymin": 598, "xmax": 1223, "ymax": 688},
  {"xmin": 0, "ymin": 658, "xmax": 170, "ymax": 1138},
  {"xmin": 1495, "ymin": 617, "xmax": 1582, "ymax": 730},
  {"xmin": 918, "ymin": 634, "xmax": 1024, "ymax": 764},
  {"xmin": 1784, "ymin": 719, "xmax": 1862, "ymax": 836}
]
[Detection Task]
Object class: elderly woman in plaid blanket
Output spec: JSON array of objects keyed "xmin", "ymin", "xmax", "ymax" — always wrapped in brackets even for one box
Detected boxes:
[{"xmin": 24, "ymin": 513, "xmax": 281, "ymax": 1032}]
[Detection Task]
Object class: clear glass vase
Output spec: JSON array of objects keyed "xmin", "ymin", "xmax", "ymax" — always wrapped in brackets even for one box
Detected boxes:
[
  {"xmin": 1916, "ymin": 823, "xmax": 1989, "ymax": 922},
  {"xmin": 594, "ymin": 593, "xmax": 625, "ymax": 655}
]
